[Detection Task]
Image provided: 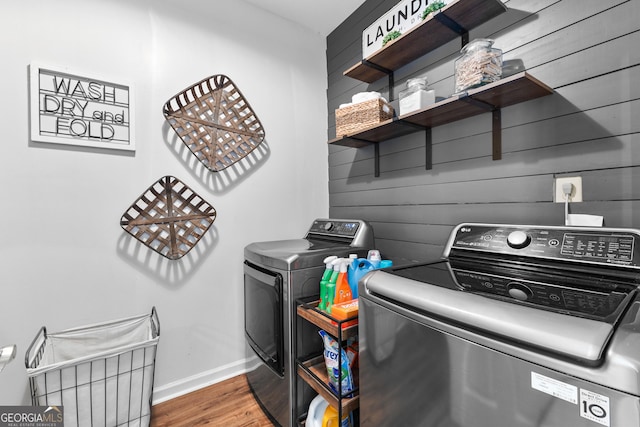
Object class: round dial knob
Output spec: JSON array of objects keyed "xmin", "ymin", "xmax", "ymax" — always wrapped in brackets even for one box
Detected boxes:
[
  {"xmin": 507, "ymin": 230, "xmax": 531, "ymax": 249},
  {"xmin": 323, "ymin": 222, "xmax": 334, "ymax": 232},
  {"xmin": 507, "ymin": 282, "xmax": 533, "ymax": 301}
]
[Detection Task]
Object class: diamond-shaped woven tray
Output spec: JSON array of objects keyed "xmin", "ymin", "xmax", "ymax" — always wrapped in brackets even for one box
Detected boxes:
[
  {"xmin": 163, "ymin": 74, "xmax": 265, "ymax": 172},
  {"xmin": 120, "ymin": 176, "xmax": 217, "ymax": 260}
]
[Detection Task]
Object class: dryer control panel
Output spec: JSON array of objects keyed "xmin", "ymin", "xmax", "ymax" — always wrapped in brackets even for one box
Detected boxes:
[
  {"xmin": 308, "ymin": 219, "xmax": 360, "ymax": 237},
  {"xmin": 447, "ymin": 223, "xmax": 640, "ymax": 269},
  {"xmin": 305, "ymin": 218, "xmax": 374, "ymax": 249}
]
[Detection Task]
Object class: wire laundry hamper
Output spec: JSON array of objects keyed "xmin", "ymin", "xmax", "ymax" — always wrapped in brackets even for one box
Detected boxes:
[{"xmin": 25, "ymin": 308, "xmax": 160, "ymax": 427}]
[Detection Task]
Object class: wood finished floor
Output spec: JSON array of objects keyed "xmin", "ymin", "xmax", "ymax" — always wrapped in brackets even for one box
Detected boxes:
[{"xmin": 150, "ymin": 374, "xmax": 277, "ymax": 427}]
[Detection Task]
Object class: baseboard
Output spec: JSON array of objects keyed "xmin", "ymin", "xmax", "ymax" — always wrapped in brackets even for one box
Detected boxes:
[{"xmin": 151, "ymin": 355, "xmax": 261, "ymax": 404}]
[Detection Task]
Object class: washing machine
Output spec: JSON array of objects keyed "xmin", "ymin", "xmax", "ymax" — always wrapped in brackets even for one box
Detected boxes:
[{"xmin": 360, "ymin": 223, "xmax": 640, "ymax": 427}]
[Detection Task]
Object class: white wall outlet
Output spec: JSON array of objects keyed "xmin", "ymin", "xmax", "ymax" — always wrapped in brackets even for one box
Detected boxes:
[{"xmin": 554, "ymin": 176, "xmax": 583, "ymax": 203}]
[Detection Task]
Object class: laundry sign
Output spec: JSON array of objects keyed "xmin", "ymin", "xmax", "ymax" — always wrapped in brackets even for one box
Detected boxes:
[
  {"xmin": 29, "ymin": 63, "xmax": 135, "ymax": 151},
  {"xmin": 362, "ymin": 0, "xmax": 446, "ymax": 59}
]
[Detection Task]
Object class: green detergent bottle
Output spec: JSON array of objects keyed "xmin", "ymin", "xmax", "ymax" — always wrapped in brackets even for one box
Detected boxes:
[
  {"xmin": 318, "ymin": 256, "xmax": 338, "ymax": 311},
  {"xmin": 325, "ymin": 258, "xmax": 341, "ymax": 314}
]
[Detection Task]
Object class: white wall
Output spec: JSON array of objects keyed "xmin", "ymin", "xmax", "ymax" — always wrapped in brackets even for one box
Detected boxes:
[{"xmin": 0, "ymin": 0, "xmax": 329, "ymax": 404}]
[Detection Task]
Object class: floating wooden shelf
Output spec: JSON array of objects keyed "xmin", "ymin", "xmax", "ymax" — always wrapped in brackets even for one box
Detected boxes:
[
  {"xmin": 344, "ymin": 0, "xmax": 508, "ymax": 83},
  {"xmin": 330, "ymin": 72, "xmax": 554, "ymax": 171}
]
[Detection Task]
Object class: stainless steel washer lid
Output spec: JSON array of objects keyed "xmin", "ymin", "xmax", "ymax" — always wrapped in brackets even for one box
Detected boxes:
[
  {"xmin": 244, "ymin": 219, "xmax": 374, "ymax": 270},
  {"xmin": 362, "ymin": 268, "xmax": 640, "ymax": 395},
  {"xmin": 245, "ymin": 238, "xmax": 362, "ymax": 270},
  {"xmin": 362, "ymin": 269, "xmax": 614, "ymax": 363}
]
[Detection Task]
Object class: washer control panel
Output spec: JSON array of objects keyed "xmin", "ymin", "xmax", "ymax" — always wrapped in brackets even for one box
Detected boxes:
[
  {"xmin": 451, "ymin": 267, "xmax": 629, "ymax": 319},
  {"xmin": 449, "ymin": 224, "xmax": 640, "ymax": 268}
]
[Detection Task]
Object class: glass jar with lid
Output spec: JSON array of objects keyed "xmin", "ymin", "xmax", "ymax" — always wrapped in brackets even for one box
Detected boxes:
[
  {"xmin": 399, "ymin": 77, "xmax": 435, "ymax": 115},
  {"xmin": 454, "ymin": 38, "xmax": 503, "ymax": 93}
]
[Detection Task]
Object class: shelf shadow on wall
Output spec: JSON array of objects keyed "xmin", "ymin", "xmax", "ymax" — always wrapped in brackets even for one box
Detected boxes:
[
  {"xmin": 162, "ymin": 121, "xmax": 271, "ymax": 195},
  {"xmin": 116, "ymin": 226, "xmax": 218, "ymax": 288}
]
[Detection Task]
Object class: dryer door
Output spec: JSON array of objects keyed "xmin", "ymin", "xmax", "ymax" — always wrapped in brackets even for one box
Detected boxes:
[{"xmin": 244, "ymin": 260, "xmax": 284, "ymax": 376}]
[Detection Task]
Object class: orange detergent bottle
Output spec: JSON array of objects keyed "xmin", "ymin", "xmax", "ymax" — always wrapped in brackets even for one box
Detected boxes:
[{"xmin": 334, "ymin": 258, "xmax": 353, "ymax": 305}]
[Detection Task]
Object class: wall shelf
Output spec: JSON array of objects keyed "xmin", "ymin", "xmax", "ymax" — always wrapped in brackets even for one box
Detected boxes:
[
  {"xmin": 330, "ymin": 72, "xmax": 554, "ymax": 172},
  {"xmin": 344, "ymin": 0, "xmax": 508, "ymax": 83}
]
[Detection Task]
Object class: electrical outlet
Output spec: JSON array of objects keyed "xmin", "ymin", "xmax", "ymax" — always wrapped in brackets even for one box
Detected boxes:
[{"xmin": 554, "ymin": 176, "xmax": 583, "ymax": 203}]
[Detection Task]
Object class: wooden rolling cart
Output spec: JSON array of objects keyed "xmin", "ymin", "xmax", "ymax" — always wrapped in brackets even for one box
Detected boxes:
[{"xmin": 296, "ymin": 298, "xmax": 360, "ymax": 426}]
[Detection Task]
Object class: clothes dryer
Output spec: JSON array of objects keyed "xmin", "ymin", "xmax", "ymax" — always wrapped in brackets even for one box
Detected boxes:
[{"xmin": 244, "ymin": 219, "xmax": 373, "ymax": 426}]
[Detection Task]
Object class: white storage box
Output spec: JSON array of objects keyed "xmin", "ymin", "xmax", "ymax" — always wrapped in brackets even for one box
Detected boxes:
[{"xmin": 25, "ymin": 308, "xmax": 160, "ymax": 427}]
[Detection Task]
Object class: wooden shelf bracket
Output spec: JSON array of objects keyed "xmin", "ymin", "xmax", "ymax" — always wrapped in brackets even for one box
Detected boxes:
[
  {"xmin": 426, "ymin": 127, "xmax": 433, "ymax": 170},
  {"xmin": 374, "ymin": 142, "xmax": 380, "ymax": 177},
  {"xmin": 458, "ymin": 93, "xmax": 502, "ymax": 161},
  {"xmin": 492, "ymin": 108, "xmax": 502, "ymax": 161},
  {"xmin": 361, "ymin": 59, "xmax": 393, "ymax": 75},
  {"xmin": 432, "ymin": 10, "xmax": 469, "ymax": 47},
  {"xmin": 370, "ymin": 121, "xmax": 433, "ymax": 176}
]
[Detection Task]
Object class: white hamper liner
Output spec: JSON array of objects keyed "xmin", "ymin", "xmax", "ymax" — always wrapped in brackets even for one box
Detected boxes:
[{"xmin": 26, "ymin": 308, "xmax": 160, "ymax": 427}]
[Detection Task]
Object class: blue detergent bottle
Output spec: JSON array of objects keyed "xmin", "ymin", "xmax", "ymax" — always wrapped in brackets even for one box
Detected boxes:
[
  {"xmin": 347, "ymin": 254, "xmax": 359, "ymax": 297},
  {"xmin": 348, "ymin": 250, "xmax": 394, "ymax": 298},
  {"xmin": 348, "ymin": 258, "xmax": 376, "ymax": 299},
  {"xmin": 367, "ymin": 249, "xmax": 382, "ymax": 268},
  {"xmin": 379, "ymin": 259, "xmax": 393, "ymax": 268}
]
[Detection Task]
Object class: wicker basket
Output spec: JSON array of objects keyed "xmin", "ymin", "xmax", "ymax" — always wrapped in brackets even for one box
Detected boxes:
[
  {"xmin": 335, "ymin": 98, "xmax": 394, "ymax": 137},
  {"xmin": 163, "ymin": 75, "xmax": 265, "ymax": 172},
  {"xmin": 120, "ymin": 176, "xmax": 217, "ymax": 260}
]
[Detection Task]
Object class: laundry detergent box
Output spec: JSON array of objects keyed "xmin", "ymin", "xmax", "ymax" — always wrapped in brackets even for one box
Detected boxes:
[
  {"xmin": 331, "ymin": 299, "xmax": 359, "ymax": 319},
  {"xmin": 319, "ymin": 330, "xmax": 355, "ymax": 396},
  {"xmin": 330, "ymin": 299, "xmax": 359, "ymax": 329}
]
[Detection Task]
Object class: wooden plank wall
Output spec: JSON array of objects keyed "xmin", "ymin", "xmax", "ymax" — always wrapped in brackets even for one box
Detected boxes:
[{"xmin": 326, "ymin": 0, "xmax": 640, "ymax": 263}]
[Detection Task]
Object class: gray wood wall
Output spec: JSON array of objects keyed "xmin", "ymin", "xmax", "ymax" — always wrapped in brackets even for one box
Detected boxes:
[{"xmin": 326, "ymin": 0, "xmax": 640, "ymax": 263}]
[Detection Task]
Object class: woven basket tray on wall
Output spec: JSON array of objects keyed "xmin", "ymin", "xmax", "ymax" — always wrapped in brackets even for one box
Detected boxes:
[
  {"xmin": 163, "ymin": 75, "xmax": 265, "ymax": 172},
  {"xmin": 120, "ymin": 176, "xmax": 217, "ymax": 260},
  {"xmin": 335, "ymin": 98, "xmax": 394, "ymax": 137}
]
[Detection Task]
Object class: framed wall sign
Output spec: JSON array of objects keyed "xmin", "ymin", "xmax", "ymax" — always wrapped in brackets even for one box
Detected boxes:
[
  {"xmin": 29, "ymin": 63, "xmax": 135, "ymax": 151},
  {"xmin": 362, "ymin": 0, "xmax": 437, "ymax": 58}
]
